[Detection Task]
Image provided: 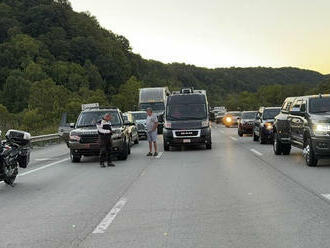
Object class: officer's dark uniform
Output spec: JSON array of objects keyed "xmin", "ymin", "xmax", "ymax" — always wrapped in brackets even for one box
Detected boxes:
[{"xmin": 97, "ymin": 119, "xmax": 114, "ymax": 167}]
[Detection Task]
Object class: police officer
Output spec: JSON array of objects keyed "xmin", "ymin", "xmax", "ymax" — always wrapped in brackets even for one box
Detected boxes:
[{"xmin": 97, "ymin": 113, "xmax": 115, "ymax": 167}]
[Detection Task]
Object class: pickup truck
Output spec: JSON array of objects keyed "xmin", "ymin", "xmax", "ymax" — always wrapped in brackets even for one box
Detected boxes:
[{"xmin": 273, "ymin": 95, "xmax": 330, "ymax": 167}]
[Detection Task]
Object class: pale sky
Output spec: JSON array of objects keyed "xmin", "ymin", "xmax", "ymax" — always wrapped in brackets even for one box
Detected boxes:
[{"xmin": 70, "ymin": 0, "xmax": 330, "ymax": 74}]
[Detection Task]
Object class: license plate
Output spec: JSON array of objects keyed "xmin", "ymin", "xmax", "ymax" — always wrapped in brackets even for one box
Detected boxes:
[{"xmin": 183, "ymin": 139, "xmax": 191, "ymax": 143}]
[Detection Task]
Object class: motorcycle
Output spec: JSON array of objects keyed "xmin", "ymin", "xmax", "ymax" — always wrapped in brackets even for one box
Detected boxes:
[{"xmin": 0, "ymin": 130, "xmax": 31, "ymax": 186}]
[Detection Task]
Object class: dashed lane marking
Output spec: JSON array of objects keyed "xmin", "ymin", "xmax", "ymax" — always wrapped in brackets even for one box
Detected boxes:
[
  {"xmin": 220, "ymin": 130, "xmax": 225, "ymax": 134},
  {"xmin": 321, "ymin": 194, "xmax": 330, "ymax": 200},
  {"xmin": 93, "ymin": 198, "xmax": 128, "ymax": 234},
  {"xmin": 231, "ymin": 136, "xmax": 238, "ymax": 141},
  {"xmin": 155, "ymin": 152, "xmax": 163, "ymax": 159},
  {"xmin": 35, "ymin": 158, "xmax": 50, "ymax": 162},
  {"xmin": 250, "ymin": 149, "xmax": 263, "ymax": 156}
]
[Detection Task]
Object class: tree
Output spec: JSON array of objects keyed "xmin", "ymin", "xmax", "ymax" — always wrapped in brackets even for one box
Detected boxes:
[
  {"xmin": 1, "ymin": 70, "xmax": 31, "ymax": 113},
  {"xmin": 24, "ymin": 62, "xmax": 47, "ymax": 82},
  {"xmin": 111, "ymin": 76, "xmax": 143, "ymax": 112}
]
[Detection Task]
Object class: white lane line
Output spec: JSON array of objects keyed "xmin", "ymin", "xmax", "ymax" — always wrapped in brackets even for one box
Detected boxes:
[
  {"xmin": 250, "ymin": 149, "xmax": 263, "ymax": 156},
  {"xmin": 220, "ymin": 130, "xmax": 225, "ymax": 134},
  {"xmin": 18, "ymin": 158, "xmax": 69, "ymax": 177},
  {"xmin": 93, "ymin": 198, "xmax": 128, "ymax": 234},
  {"xmin": 155, "ymin": 152, "xmax": 163, "ymax": 159},
  {"xmin": 321, "ymin": 194, "xmax": 330, "ymax": 200},
  {"xmin": 35, "ymin": 158, "xmax": 50, "ymax": 162},
  {"xmin": 231, "ymin": 136, "xmax": 238, "ymax": 141}
]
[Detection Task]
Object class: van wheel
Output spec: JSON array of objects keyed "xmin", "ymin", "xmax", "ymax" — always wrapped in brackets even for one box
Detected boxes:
[
  {"xmin": 164, "ymin": 139, "xmax": 170, "ymax": 151},
  {"xmin": 70, "ymin": 150, "xmax": 81, "ymax": 163},
  {"xmin": 206, "ymin": 143, "xmax": 212, "ymax": 150},
  {"xmin": 164, "ymin": 144, "xmax": 170, "ymax": 151},
  {"xmin": 304, "ymin": 138, "xmax": 317, "ymax": 167}
]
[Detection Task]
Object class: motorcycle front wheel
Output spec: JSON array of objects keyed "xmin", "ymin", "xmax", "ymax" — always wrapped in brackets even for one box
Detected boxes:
[{"xmin": 4, "ymin": 167, "xmax": 18, "ymax": 185}]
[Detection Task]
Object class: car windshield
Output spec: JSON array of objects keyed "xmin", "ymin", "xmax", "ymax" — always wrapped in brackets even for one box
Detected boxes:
[
  {"xmin": 132, "ymin": 112, "xmax": 147, "ymax": 120},
  {"xmin": 140, "ymin": 102, "xmax": 165, "ymax": 111},
  {"xmin": 242, "ymin": 112, "xmax": 257, "ymax": 119},
  {"xmin": 263, "ymin": 109, "xmax": 280, "ymax": 119},
  {"xmin": 76, "ymin": 111, "xmax": 121, "ymax": 127},
  {"xmin": 309, "ymin": 97, "xmax": 330, "ymax": 113},
  {"xmin": 167, "ymin": 104, "xmax": 207, "ymax": 120}
]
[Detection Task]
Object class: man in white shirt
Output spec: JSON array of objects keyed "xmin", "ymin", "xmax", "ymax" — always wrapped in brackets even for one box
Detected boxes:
[{"xmin": 146, "ymin": 108, "xmax": 159, "ymax": 156}]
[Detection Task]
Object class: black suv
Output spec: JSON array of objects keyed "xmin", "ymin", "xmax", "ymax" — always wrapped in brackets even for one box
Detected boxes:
[
  {"xmin": 253, "ymin": 107, "xmax": 281, "ymax": 144},
  {"xmin": 68, "ymin": 107, "xmax": 131, "ymax": 162},
  {"xmin": 274, "ymin": 95, "xmax": 330, "ymax": 167}
]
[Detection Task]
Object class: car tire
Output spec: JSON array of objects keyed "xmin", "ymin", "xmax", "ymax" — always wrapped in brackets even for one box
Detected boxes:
[
  {"xmin": 259, "ymin": 129, "xmax": 266, "ymax": 144},
  {"xmin": 282, "ymin": 144, "xmax": 291, "ymax": 155},
  {"xmin": 253, "ymin": 130, "xmax": 259, "ymax": 141},
  {"xmin": 304, "ymin": 138, "xmax": 318, "ymax": 167},
  {"xmin": 70, "ymin": 150, "xmax": 81, "ymax": 163},
  {"xmin": 206, "ymin": 142, "xmax": 212, "ymax": 150},
  {"xmin": 128, "ymin": 140, "xmax": 131, "ymax": 155},
  {"xmin": 273, "ymin": 133, "xmax": 283, "ymax": 155},
  {"xmin": 238, "ymin": 130, "xmax": 243, "ymax": 137},
  {"xmin": 119, "ymin": 140, "xmax": 129, "ymax": 160}
]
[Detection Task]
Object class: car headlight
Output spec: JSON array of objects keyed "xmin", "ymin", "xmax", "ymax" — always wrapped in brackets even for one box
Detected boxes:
[
  {"xmin": 225, "ymin": 117, "xmax": 232, "ymax": 123},
  {"xmin": 313, "ymin": 124, "xmax": 330, "ymax": 135},
  {"xmin": 69, "ymin": 134, "xmax": 81, "ymax": 141},
  {"xmin": 201, "ymin": 121, "xmax": 209, "ymax": 128},
  {"xmin": 265, "ymin": 122, "xmax": 273, "ymax": 130},
  {"xmin": 164, "ymin": 122, "xmax": 171, "ymax": 129}
]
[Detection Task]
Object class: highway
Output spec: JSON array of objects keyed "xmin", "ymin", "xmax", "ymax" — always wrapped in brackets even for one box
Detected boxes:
[{"xmin": 2, "ymin": 125, "xmax": 330, "ymax": 247}]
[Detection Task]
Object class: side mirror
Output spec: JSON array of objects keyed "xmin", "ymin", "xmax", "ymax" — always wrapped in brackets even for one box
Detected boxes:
[{"xmin": 69, "ymin": 123, "xmax": 75, "ymax": 128}]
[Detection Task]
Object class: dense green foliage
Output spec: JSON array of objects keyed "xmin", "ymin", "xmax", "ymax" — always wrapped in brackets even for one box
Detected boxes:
[{"xmin": 0, "ymin": 0, "xmax": 329, "ymax": 135}]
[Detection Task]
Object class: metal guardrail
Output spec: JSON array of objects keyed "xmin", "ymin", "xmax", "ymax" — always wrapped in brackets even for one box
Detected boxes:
[{"xmin": 31, "ymin": 133, "xmax": 61, "ymax": 144}]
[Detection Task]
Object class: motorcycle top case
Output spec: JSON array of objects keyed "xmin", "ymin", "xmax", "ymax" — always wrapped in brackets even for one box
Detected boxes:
[{"xmin": 6, "ymin": 130, "xmax": 31, "ymax": 146}]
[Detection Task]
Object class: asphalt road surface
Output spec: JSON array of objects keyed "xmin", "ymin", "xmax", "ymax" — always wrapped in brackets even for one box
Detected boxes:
[{"xmin": 2, "ymin": 125, "xmax": 330, "ymax": 248}]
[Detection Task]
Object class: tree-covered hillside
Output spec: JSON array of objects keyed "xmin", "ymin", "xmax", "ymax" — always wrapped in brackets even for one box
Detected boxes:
[{"xmin": 0, "ymin": 0, "xmax": 329, "ymax": 134}]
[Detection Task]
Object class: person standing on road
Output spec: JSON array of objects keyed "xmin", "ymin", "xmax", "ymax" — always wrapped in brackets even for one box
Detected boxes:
[
  {"xmin": 146, "ymin": 108, "xmax": 159, "ymax": 156},
  {"xmin": 97, "ymin": 113, "xmax": 115, "ymax": 167}
]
